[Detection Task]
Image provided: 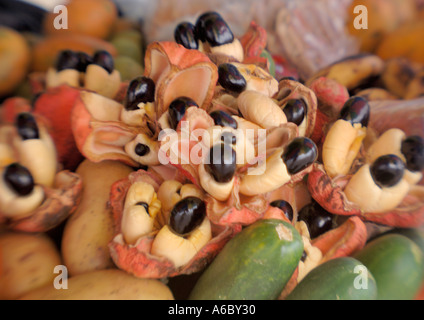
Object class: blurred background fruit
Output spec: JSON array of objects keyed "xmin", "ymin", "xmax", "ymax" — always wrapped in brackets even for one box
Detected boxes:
[
  {"xmin": 42, "ymin": 0, "xmax": 118, "ymax": 40},
  {"xmin": 0, "ymin": 26, "xmax": 31, "ymax": 97}
]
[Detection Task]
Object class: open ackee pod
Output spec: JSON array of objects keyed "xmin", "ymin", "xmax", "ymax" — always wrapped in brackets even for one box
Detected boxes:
[
  {"xmin": 143, "ymin": 41, "xmax": 218, "ymax": 118},
  {"xmin": 273, "ymin": 78, "xmax": 318, "ymax": 138},
  {"xmin": 71, "ymin": 90, "xmax": 152, "ymax": 168},
  {"xmin": 70, "ymin": 41, "xmax": 220, "ymax": 169},
  {"xmin": 307, "ymin": 163, "xmax": 424, "ymax": 228},
  {"xmin": 108, "ymin": 169, "xmax": 241, "ymax": 279},
  {"xmin": 279, "ymin": 215, "xmax": 368, "ymax": 299},
  {"xmin": 1, "ymin": 170, "xmax": 82, "ymax": 233},
  {"xmin": 0, "ymin": 116, "xmax": 82, "ymax": 232}
]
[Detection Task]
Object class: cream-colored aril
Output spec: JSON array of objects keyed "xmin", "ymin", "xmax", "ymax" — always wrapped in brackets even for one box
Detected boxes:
[
  {"xmin": 121, "ymin": 181, "xmax": 161, "ymax": 245},
  {"xmin": 14, "ymin": 125, "xmax": 57, "ymax": 188},
  {"xmin": 239, "ymin": 146, "xmax": 291, "ymax": 196},
  {"xmin": 322, "ymin": 120, "xmax": 367, "ymax": 178},
  {"xmin": 125, "ymin": 133, "xmax": 160, "ymax": 166},
  {"xmin": 120, "ymin": 102, "xmax": 156, "ymax": 127},
  {"xmin": 84, "ymin": 64, "xmax": 121, "ymax": 100},
  {"xmin": 366, "ymin": 128, "xmax": 422, "ymax": 185},
  {"xmin": 344, "ymin": 164, "xmax": 410, "ymax": 213},
  {"xmin": 295, "ymin": 221, "xmax": 323, "ymax": 282},
  {"xmin": 237, "ymin": 90, "xmax": 288, "ymax": 129},
  {"xmin": 0, "ymin": 168, "xmax": 44, "ymax": 219},
  {"xmin": 45, "ymin": 68, "xmax": 80, "ymax": 89},
  {"xmin": 151, "ymin": 217, "xmax": 212, "ymax": 268},
  {"xmin": 206, "ymin": 38, "xmax": 244, "ymax": 63}
]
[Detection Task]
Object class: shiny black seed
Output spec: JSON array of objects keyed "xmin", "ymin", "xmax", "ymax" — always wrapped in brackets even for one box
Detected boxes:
[
  {"xmin": 282, "ymin": 137, "xmax": 318, "ymax": 175},
  {"xmin": 3, "ymin": 163, "xmax": 34, "ymax": 196},
  {"xmin": 340, "ymin": 96, "xmax": 370, "ymax": 127},
  {"xmin": 16, "ymin": 112, "xmax": 39, "ymax": 140},
  {"xmin": 270, "ymin": 200, "xmax": 294, "ymax": 221},
  {"xmin": 168, "ymin": 96, "xmax": 198, "ymax": 129},
  {"xmin": 174, "ymin": 22, "xmax": 198, "ymax": 50},
  {"xmin": 298, "ymin": 201, "xmax": 334, "ymax": 239},
  {"xmin": 55, "ymin": 50, "xmax": 80, "ymax": 71},
  {"xmin": 220, "ymin": 131, "xmax": 237, "ymax": 145},
  {"xmin": 125, "ymin": 76, "xmax": 155, "ymax": 111},
  {"xmin": 76, "ymin": 52, "xmax": 93, "ymax": 72},
  {"xmin": 283, "ymin": 99, "xmax": 306, "ymax": 126},
  {"xmin": 134, "ymin": 143, "xmax": 150, "ymax": 156},
  {"xmin": 135, "ymin": 201, "xmax": 149, "ymax": 215},
  {"xmin": 280, "ymin": 76, "xmax": 298, "ymax": 82},
  {"xmin": 205, "ymin": 143, "xmax": 236, "ymax": 183},
  {"xmin": 300, "ymin": 250, "xmax": 307, "ymax": 262},
  {"xmin": 218, "ymin": 63, "xmax": 246, "ymax": 93},
  {"xmin": 401, "ymin": 135, "xmax": 424, "ymax": 172},
  {"xmin": 370, "ymin": 154, "xmax": 405, "ymax": 188},
  {"xmin": 169, "ymin": 196, "xmax": 206, "ymax": 236},
  {"xmin": 194, "ymin": 11, "xmax": 234, "ymax": 46},
  {"xmin": 209, "ymin": 110, "xmax": 238, "ymax": 129},
  {"xmin": 92, "ymin": 50, "xmax": 114, "ymax": 74}
]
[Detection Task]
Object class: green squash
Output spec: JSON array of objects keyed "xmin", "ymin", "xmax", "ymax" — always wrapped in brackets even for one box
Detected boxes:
[
  {"xmin": 354, "ymin": 233, "xmax": 424, "ymax": 300},
  {"xmin": 286, "ymin": 257, "xmax": 378, "ymax": 300},
  {"xmin": 188, "ymin": 219, "xmax": 303, "ymax": 300}
]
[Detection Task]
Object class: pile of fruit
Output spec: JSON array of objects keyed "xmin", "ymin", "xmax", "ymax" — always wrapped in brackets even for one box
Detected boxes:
[{"xmin": 0, "ymin": 0, "xmax": 423, "ymax": 300}]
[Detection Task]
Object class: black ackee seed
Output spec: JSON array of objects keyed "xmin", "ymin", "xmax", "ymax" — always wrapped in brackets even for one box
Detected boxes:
[
  {"xmin": 401, "ymin": 135, "xmax": 424, "ymax": 172},
  {"xmin": 270, "ymin": 200, "xmax": 294, "ymax": 221},
  {"xmin": 218, "ymin": 63, "xmax": 246, "ymax": 93},
  {"xmin": 298, "ymin": 201, "xmax": 334, "ymax": 239},
  {"xmin": 194, "ymin": 11, "xmax": 234, "ymax": 46},
  {"xmin": 283, "ymin": 99, "xmax": 306, "ymax": 126},
  {"xmin": 339, "ymin": 96, "xmax": 370, "ymax": 127},
  {"xmin": 168, "ymin": 97, "xmax": 198, "ymax": 129},
  {"xmin": 92, "ymin": 50, "xmax": 114, "ymax": 74},
  {"xmin": 125, "ymin": 76, "xmax": 155, "ymax": 111},
  {"xmin": 135, "ymin": 201, "xmax": 149, "ymax": 215},
  {"xmin": 370, "ymin": 154, "xmax": 405, "ymax": 188},
  {"xmin": 204, "ymin": 143, "xmax": 236, "ymax": 183},
  {"xmin": 76, "ymin": 52, "xmax": 93, "ymax": 72},
  {"xmin": 220, "ymin": 131, "xmax": 237, "ymax": 145},
  {"xmin": 55, "ymin": 50, "xmax": 80, "ymax": 71},
  {"xmin": 301, "ymin": 250, "xmax": 307, "ymax": 262},
  {"xmin": 280, "ymin": 76, "xmax": 299, "ymax": 82},
  {"xmin": 3, "ymin": 163, "xmax": 35, "ymax": 196},
  {"xmin": 134, "ymin": 143, "xmax": 150, "ymax": 157},
  {"xmin": 174, "ymin": 22, "xmax": 199, "ymax": 50},
  {"xmin": 282, "ymin": 137, "xmax": 318, "ymax": 175},
  {"xmin": 209, "ymin": 110, "xmax": 238, "ymax": 129},
  {"xmin": 16, "ymin": 113, "xmax": 39, "ymax": 140},
  {"xmin": 169, "ymin": 196, "xmax": 206, "ymax": 236}
]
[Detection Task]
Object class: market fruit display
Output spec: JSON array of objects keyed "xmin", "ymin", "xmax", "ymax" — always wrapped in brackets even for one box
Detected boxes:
[{"xmin": 0, "ymin": 0, "xmax": 423, "ymax": 301}]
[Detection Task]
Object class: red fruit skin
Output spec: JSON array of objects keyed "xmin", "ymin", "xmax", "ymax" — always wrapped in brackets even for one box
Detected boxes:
[{"xmin": 33, "ymin": 85, "xmax": 84, "ymax": 171}]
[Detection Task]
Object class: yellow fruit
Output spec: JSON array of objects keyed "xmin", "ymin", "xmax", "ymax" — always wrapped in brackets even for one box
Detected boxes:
[
  {"xmin": 346, "ymin": 0, "xmax": 417, "ymax": 53},
  {"xmin": 0, "ymin": 232, "xmax": 62, "ymax": 300},
  {"xmin": 0, "ymin": 26, "xmax": 31, "ymax": 97},
  {"xmin": 376, "ymin": 21, "xmax": 424, "ymax": 65}
]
